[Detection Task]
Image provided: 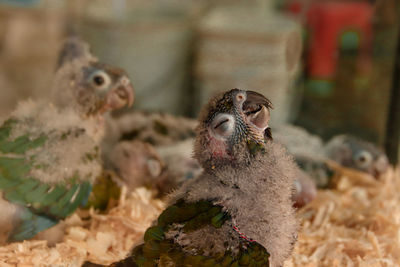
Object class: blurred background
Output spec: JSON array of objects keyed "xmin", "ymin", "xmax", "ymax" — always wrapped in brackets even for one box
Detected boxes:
[{"xmin": 0, "ymin": 0, "xmax": 398, "ymax": 163}]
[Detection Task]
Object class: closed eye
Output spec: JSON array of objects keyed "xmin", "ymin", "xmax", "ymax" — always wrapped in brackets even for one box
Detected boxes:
[
  {"xmin": 214, "ymin": 119, "xmax": 229, "ymax": 129},
  {"xmin": 210, "ymin": 114, "xmax": 235, "ymax": 139}
]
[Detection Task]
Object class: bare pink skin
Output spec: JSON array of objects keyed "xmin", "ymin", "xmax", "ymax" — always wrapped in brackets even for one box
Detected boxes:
[{"xmin": 292, "ymin": 171, "xmax": 317, "ymax": 208}]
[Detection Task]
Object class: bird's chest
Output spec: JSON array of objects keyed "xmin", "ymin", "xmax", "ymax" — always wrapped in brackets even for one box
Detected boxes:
[{"xmin": 217, "ymin": 185, "xmax": 264, "ymax": 232}]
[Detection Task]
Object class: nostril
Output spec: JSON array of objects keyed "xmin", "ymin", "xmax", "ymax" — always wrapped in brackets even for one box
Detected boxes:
[
  {"xmin": 123, "ymin": 150, "xmax": 130, "ymax": 158},
  {"xmin": 236, "ymin": 93, "xmax": 245, "ymax": 102}
]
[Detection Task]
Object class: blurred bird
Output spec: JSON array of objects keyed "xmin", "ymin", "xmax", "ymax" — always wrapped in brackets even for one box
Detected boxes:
[
  {"xmin": 156, "ymin": 138, "xmax": 203, "ymax": 194},
  {"xmin": 292, "ymin": 168, "xmax": 317, "ymax": 209},
  {"xmin": 101, "ymin": 111, "xmax": 198, "ymax": 197},
  {"xmin": 274, "ymin": 125, "xmax": 389, "ymax": 208},
  {"xmin": 0, "ymin": 37, "xmax": 134, "ymax": 244},
  {"xmin": 106, "ymin": 89, "xmax": 298, "ymax": 267},
  {"xmin": 274, "ymin": 125, "xmax": 389, "ymax": 185},
  {"xmin": 106, "ymin": 113, "xmax": 314, "ymax": 209},
  {"xmin": 325, "ymin": 135, "xmax": 389, "ymax": 178},
  {"xmin": 108, "ymin": 140, "xmax": 167, "ymax": 194},
  {"xmin": 103, "ymin": 111, "xmax": 197, "ymax": 152},
  {"xmin": 274, "ymin": 124, "xmax": 330, "ymax": 189}
]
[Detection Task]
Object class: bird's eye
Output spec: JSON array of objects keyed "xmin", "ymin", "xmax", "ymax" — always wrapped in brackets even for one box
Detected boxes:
[
  {"xmin": 210, "ymin": 113, "xmax": 234, "ymax": 139},
  {"xmin": 93, "ymin": 75, "xmax": 104, "ymax": 86},
  {"xmin": 89, "ymin": 70, "xmax": 111, "ymax": 91},
  {"xmin": 354, "ymin": 150, "xmax": 372, "ymax": 169}
]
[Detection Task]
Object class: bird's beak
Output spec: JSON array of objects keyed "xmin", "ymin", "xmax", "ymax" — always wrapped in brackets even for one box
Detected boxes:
[
  {"xmin": 247, "ymin": 105, "xmax": 270, "ymax": 131},
  {"xmin": 99, "ymin": 83, "xmax": 134, "ymax": 114},
  {"xmin": 240, "ymin": 91, "xmax": 271, "ymax": 131},
  {"xmin": 373, "ymin": 155, "xmax": 389, "ymax": 178},
  {"xmin": 245, "ymin": 91, "xmax": 273, "ymax": 110}
]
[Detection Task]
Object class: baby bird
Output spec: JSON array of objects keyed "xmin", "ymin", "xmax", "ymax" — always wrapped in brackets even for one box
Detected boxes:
[
  {"xmin": 111, "ymin": 89, "xmax": 298, "ymax": 267},
  {"xmin": 0, "ymin": 37, "xmax": 134, "ymax": 243},
  {"xmin": 274, "ymin": 125, "xmax": 390, "ymax": 187},
  {"xmin": 109, "ymin": 140, "xmax": 167, "ymax": 193},
  {"xmin": 325, "ymin": 135, "xmax": 389, "ymax": 178}
]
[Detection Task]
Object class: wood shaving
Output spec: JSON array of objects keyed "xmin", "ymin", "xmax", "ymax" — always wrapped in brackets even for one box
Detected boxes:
[
  {"xmin": 286, "ymin": 167, "xmax": 400, "ymax": 267},
  {"xmin": 0, "ymin": 187, "xmax": 164, "ymax": 267},
  {"xmin": 0, "ymin": 166, "xmax": 399, "ymax": 266}
]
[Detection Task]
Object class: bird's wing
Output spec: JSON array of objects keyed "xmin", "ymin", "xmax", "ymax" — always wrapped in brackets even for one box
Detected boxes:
[
  {"xmin": 0, "ymin": 119, "xmax": 92, "ymax": 241},
  {"xmin": 130, "ymin": 199, "xmax": 270, "ymax": 267}
]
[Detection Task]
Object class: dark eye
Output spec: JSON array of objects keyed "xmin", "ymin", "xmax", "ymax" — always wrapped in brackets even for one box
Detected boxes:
[
  {"xmin": 89, "ymin": 70, "xmax": 111, "ymax": 90},
  {"xmin": 354, "ymin": 150, "xmax": 372, "ymax": 169},
  {"xmin": 93, "ymin": 75, "xmax": 105, "ymax": 86}
]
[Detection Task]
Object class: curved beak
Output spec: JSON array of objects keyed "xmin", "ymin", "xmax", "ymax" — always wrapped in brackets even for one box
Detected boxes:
[
  {"xmin": 238, "ymin": 90, "xmax": 272, "ymax": 138},
  {"xmin": 244, "ymin": 91, "xmax": 273, "ymax": 110},
  {"xmin": 121, "ymin": 83, "xmax": 135, "ymax": 107}
]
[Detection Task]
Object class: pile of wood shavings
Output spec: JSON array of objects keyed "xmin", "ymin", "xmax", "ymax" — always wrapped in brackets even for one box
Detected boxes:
[
  {"xmin": 0, "ymin": 187, "xmax": 164, "ymax": 267},
  {"xmin": 1, "ymin": 166, "xmax": 400, "ymax": 266},
  {"xmin": 286, "ymin": 166, "xmax": 400, "ymax": 266}
]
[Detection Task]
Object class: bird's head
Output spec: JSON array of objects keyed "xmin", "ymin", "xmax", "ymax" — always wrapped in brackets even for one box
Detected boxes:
[
  {"xmin": 72, "ymin": 62, "xmax": 134, "ymax": 116},
  {"xmin": 52, "ymin": 37, "xmax": 134, "ymax": 117},
  {"xmin": 194, "ymin": 88, "xmax": 273, "ymax": 169},
  {"xmin": 326, "ymin": 135, "xmax": 389, "ymax": 178}
]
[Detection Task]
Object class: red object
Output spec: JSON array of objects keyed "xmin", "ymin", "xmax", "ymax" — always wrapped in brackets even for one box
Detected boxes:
[
  {"xmin": 233, "ymin": 225, "xmax": 255, "ymax": 242},
  {"xmin": 288, "ymin": 1, "xmax": 373, "ymax": 79}
]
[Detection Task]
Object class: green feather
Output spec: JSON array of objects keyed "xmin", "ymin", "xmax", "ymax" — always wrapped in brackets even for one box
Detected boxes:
[
  {"xmin": 211, "ymin": 212, "xmax": 228, "ymax": 228},
  {"xmin": 183, "ymin": 206, "xmax": 222, "ymax": 232},
  {"xmin": 26, "ymin": 183, "xmax": 51, "ymax": 204},
  {"xmin": 0, "ymin": 133, "xmax": 46, "ymax": 154},
  {"xmin": 84, "ymin": 173, "xmax": 120, "ymax": 211},
  {"xmin": 16, "ymin": 179, "xmax": 40, "ymax": 194},
  {"xmin": 9, "ymin": 208, "xmax": 58, "ymax": 242},
  {"xmin": 158, "ymin": 200, "xmax": 214, "ymax": 228},
  {"xmin": 0, "ymin": 157, "xmax": 31, "ymax": 179},
  {"xmin": 0, "ymin": 119, "xmax": 94, "ymax": 241},
  {"xmin": 43, "ymin": 181, "xmax": 92, "ymax": 219},
  {"xmin": 126, "ymin": 199, "xmax": 270, "ymax": 266},
  {"xmin": 0, "ymin": 119, "xmax": 17, "ymax": 142},
  {"xmin": 144, "ymin": 226, "xmax": 164, "ymax": 242},
  {"xmin": 41, "ymin": 185, "xmax": 67, "ymax": 206}
]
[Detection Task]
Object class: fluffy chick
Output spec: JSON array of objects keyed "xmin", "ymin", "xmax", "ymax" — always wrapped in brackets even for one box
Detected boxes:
[
  {"xmin": 102, "ymin": 112, "xmax": 198, "ymax": 196},
  {"xmin": 274, "ymin": 125, "xmax": 390, "ymax": 207},
  {"xmin": 325, "ymin": 135, "xmax": 389, "ymax": 178},
  {"xmin": 156, "ymin": 138, "xmax": 203, "ymax": 194},
  {"xmin": 102, "ymin": 111, "xmax": 197, "ymax": 158},
  {"xmin": 109, "ymin": 140, "xmax": 167, "ymax": 194},
  {"xmin": 0, "ymin": 37, "xmax": 134, "ymax": 244},
  {"xmin": 108, "ymin": 89, "xmax": 298, "ymax": 267}
]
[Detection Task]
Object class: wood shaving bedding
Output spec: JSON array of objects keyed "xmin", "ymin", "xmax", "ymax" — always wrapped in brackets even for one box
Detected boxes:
[
  {"xmin": 0, "ymin": 187, "xmax": 164, "ymax": 267},
  {"xmin": 286, "ymin": 167, "xmax": 400, "ymax": 267},
  {"xmin": 0, "ymin": 167, "xmax": 399, "ymax": 266}
]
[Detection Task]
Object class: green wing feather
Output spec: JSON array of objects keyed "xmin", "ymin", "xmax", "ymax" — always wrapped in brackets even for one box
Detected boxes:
[
  {"xmin": 0, "ymin": 119, "xmax": 93, "ymax": 241},
  {"xmin": 84, "ymin": 173, "xmax": 121, "ymax": 211},
  {"xmin": 125, "ymin": 199, "xmax": 270, "ymax": 267},
  {"xmin": 9, "ymin": 209, "xmax": 58, "ymax": 242}
]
